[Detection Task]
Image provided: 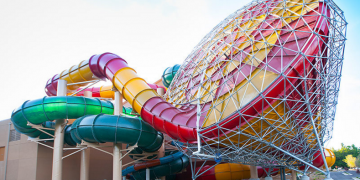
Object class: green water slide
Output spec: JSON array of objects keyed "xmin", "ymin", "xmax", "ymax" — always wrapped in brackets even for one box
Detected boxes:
[
  {"xmin": 70, "ymin": 114, "xmax": 163, "ymax": 152},
  {"xmin": 11, "ymin": 96, "xmax": 163, "ymax": 152},
  {"xmin": 131, "ymin": 155, "xmax": 189, "ymax": 180}
]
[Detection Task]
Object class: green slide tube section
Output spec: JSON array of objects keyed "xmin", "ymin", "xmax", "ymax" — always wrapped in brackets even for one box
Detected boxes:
[
  {"xmin": 132, "ymin": 155, "xmax": 189, "ymax": 180},
  {"xmin": 70, "ymin": 114, "xmax": 163, "ymax": 152},
  {"xmin": 11, "ymin": 96, "xmax": 114, "ymax": 138}
]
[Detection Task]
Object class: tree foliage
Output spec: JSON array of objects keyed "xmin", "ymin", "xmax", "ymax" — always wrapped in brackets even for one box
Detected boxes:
[
  {"xmin": 331, "ymin": 143, "xmax": 360, "ymax": 168},
  {"xmin": 356, "ymin": 154, "xmax": 360, "ymax": 168},
  {"xmin": 343, "ymin": 155, "xmax": 356, "ymax": 168}
]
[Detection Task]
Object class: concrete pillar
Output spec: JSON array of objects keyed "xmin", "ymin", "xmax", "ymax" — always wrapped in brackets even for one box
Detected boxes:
[
  {"xmin": 113, "ymin": 143, "xmax": 122, "ymax": 180},
  {"xmin": 157, "ymin": 88, "xmax": 166, "ymax": 180},
  {"xmin": 300, "ymin": 175, "xmax": 309, "ymax": 180},
  {"xmin": 324, "ymin": 173, "xmax": 333, "ymax": 180},
  {"xmin": 80, "ymin": 148, "xmax": 90, "ymax": 180},
  {"xmin": 265, "ymin": 177, "xmax": 273, "ymax": 180},
  {"xmin": 80, "ymin": 91, "xmax": 92, "ymax": 180},
  {"xmin": 157, "ymin": 87, "xmax": 165, "ymax": 96},
  {"xmin": 291, "ymin": 170, "xmax": 297, "ymax": 180},
  {"xmin": 52, "ymin": 79, "xmax": 67, "ymax": 180},
  {"xmin": 113, "ymin": 91, "xmax": 123, "ymax": 180},
  {"xmin": 249, "ymin": 166, "xmax": 260, "ymax": 180},
  {"xmin": 146, "ymin": 168, "xmax": 150, "ymax": 180}
]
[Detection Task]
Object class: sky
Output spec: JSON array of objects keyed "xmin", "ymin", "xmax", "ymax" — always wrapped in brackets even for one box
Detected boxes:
[{"xmin": 0, "ymin": 0, "xmax": 358, "ymax": 150}]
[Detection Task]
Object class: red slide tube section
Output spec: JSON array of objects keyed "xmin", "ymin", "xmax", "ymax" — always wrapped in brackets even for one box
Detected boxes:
[{"xmin": 87, "ymin": 53, "xmax": 198, "ymax": 142}]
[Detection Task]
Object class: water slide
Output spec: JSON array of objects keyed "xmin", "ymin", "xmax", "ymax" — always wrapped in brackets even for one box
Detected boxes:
[
  {"xmin": 11, "ymin": 57, "xmax": 188, "ymax": 179},
  {"xmin": 11, "ymin": 96, "xmax": 190, "ymax": 179},
  {"xmin": 123, "ymin": 151, "xmax": 189, "ymax": 180},
  {"xmin": 35, "ymin": 0, "xmax": 325, "ymax": 152},
  {"xmin": 11, "ymin": 96, "xmax": 163, "ymax": 151},
  {"xmin": 10, "ymin": 53, "xmax": 335, "ymax": 179},
  {"xmin": 40, "ymin": 0, "xmax": 330, "ymax": 151},
  {"xmin": 10, "ymin": 0, "xmax": 339, "ymax": 179}
]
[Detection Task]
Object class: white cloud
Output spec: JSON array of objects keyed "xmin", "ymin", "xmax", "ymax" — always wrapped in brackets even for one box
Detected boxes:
[{"xmin": 327, "ymin": 75, "xmax": 360, "ymax": 149}]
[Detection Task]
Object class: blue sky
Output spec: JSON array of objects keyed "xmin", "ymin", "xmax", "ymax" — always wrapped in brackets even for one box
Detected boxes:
[
  {"xmin": 324, "ymin": 0, "xmax": 360, "ymax": 149},
  {"xmin": 0, "ymin": 0, "xmax": 358, "ymax": 149}
]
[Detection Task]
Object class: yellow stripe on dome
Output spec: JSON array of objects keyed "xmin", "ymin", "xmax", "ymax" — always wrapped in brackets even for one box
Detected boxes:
[
  {"xmin": 215, "ymin": 163, "xmax": 251, "ymax": 180},
  {"xmin": 203, "ymin": 68, "xmax": 278, "ymax": 127}
]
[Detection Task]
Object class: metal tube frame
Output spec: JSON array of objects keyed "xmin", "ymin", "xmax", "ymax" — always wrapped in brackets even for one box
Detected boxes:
[
  {"xmin": 69, "ymin": 80, "xmax": 101, "ymax": 96},
  {"xmin": 168, "ymin": 0, "xmax": 347, "ymax": 178}
]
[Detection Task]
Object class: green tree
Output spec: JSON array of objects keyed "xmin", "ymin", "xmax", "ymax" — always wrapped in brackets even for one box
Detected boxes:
[
  {"xmin": 343, "ymin": 155, "xmax": 356, "ymax": 168},
  {"xmin": 356, "ymin": 154, "xmax": 360, "ymax": 168},
  {"xmin": 332, "ymin": 143, "xmax": 360, "ymax": 168}
]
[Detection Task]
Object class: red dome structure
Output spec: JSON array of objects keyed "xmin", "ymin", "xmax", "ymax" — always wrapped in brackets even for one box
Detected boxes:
[{"xmin": 165, "ymin": 0, "xmax": 347, "ymax": 178}]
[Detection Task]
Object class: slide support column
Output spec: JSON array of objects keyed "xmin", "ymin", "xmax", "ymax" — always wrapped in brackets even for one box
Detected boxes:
[
  {"xmin": 249, "ymin": 166, "xmax": 260, "ymax": 180},
  {"xmin": 146, "ymin": 168, "xmax": 150, "ymax": 180},
  {"xmin": 52, "ymin": 79, "xmax": 67, "ymax": 180},
  {"xmin": 291, "ymin": 170, "xmax": 297, "ymax": 180},
  {"xmin": 113, "ymin": 91, "xmax": 123, "ymax": 180},
  {"xmin": 80, "ymin": 91, "xmax": 92, "ymax": 180}
]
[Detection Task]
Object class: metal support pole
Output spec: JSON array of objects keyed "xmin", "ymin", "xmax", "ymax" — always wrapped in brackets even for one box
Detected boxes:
[
  {"xmin": 249, "ymin": 166, "xmax": 260, "ymax": 180},
  {"xmin": 269, "ymin": 143, "xmax": 326, "ymax": 174},
  {"xmin": 303, "ymin": 76, "xmax": 332, "ymax": 179},
  {"xmin": 113, "ymin": 144, "xmax": 122, "ymax": 180},
  {"xmin": 79, "ymin": 147, "xmax": 90, "ymax": 180},
  {"xmin": 146, "ymin": 168, "xmax": 150, "ymax": 180},
  {"xmin": 280, "ymin": 167, "xmax": 286, "ymax": 180},
  {"xmin": 113, "ymin": 91, "xmax": 123, "ymax": 180},
  {"xmin": 80, "ymin": 91, "xmax": 92, "ymax": 180},
  {"xmin": 156, "ymin": 88, "xmax": 166, "ymax": 180},
  {"xmin": 291, "ymin": 170, "xmax": 297, "ymax": 180},
  {"xmin": 52, "ymin": 79, "xmax": 67, "ymax": 180},
  {"xmin": 3, "ymin": 122, "xmax": 11, "ymax": 180},
  {"xmin": 300, "ymin": 175, "xmax": 309, "ymax": 180}
]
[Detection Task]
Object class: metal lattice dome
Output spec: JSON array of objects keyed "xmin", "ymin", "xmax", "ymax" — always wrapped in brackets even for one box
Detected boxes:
[{"xmin": 165, "ymin": 0, "xmax": 346, "ymax": 174}]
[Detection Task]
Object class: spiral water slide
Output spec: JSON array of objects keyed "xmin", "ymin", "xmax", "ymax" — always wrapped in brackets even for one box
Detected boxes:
[
  {"xmin": 59, "ymin": 0, "xmax": 320, "ymax": 147},
  {"xmin": 43, "ymin": 0, "xmax": 326, "ymax": 145},
  {"xmin": 11, "ymin": 56, "xmax": 188, "ymax": 179},
  {"xmin": 36, "ymin": 0, "xmax": 331, "ymax": 174},
  {"xmin": 39, "ymin": 0, "xmax": 327, "ymax": 148},
  {"xmin": 9, "ymin": 0, "xmax": 340, "ymax": 179},
  {"xmin": 11, "ymin": 96, "xmax": 163, "ymax": 152}
]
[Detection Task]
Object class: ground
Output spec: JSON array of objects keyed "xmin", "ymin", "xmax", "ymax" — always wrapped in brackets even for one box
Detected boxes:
[
  {"xmin": 270, "ymin": 169, "xmax": 360, "ymax": 180},
  {"xmin": 328, "ymin": 170, "xmax": 360, "ymax": 180}
]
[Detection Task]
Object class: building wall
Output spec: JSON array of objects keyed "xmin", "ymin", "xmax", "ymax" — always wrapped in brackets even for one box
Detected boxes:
[
  {"xmin": 0, "ymin": 119, "xmax": 38, "ymax": 180},
  {"xmin": 0, "ymin": 120, "xmax": 10, "ymax": 180}
]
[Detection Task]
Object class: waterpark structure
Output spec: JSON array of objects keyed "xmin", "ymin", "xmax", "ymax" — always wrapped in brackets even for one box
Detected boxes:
[{"xmin": 4, "ymin": 0, "xmax": 347, "ymax": 179}]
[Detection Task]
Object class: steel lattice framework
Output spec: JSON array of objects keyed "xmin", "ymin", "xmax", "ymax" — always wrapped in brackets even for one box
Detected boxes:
[{"xmin": 164, "ymin": 0, "xmax": 347, "ymax": 177}]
